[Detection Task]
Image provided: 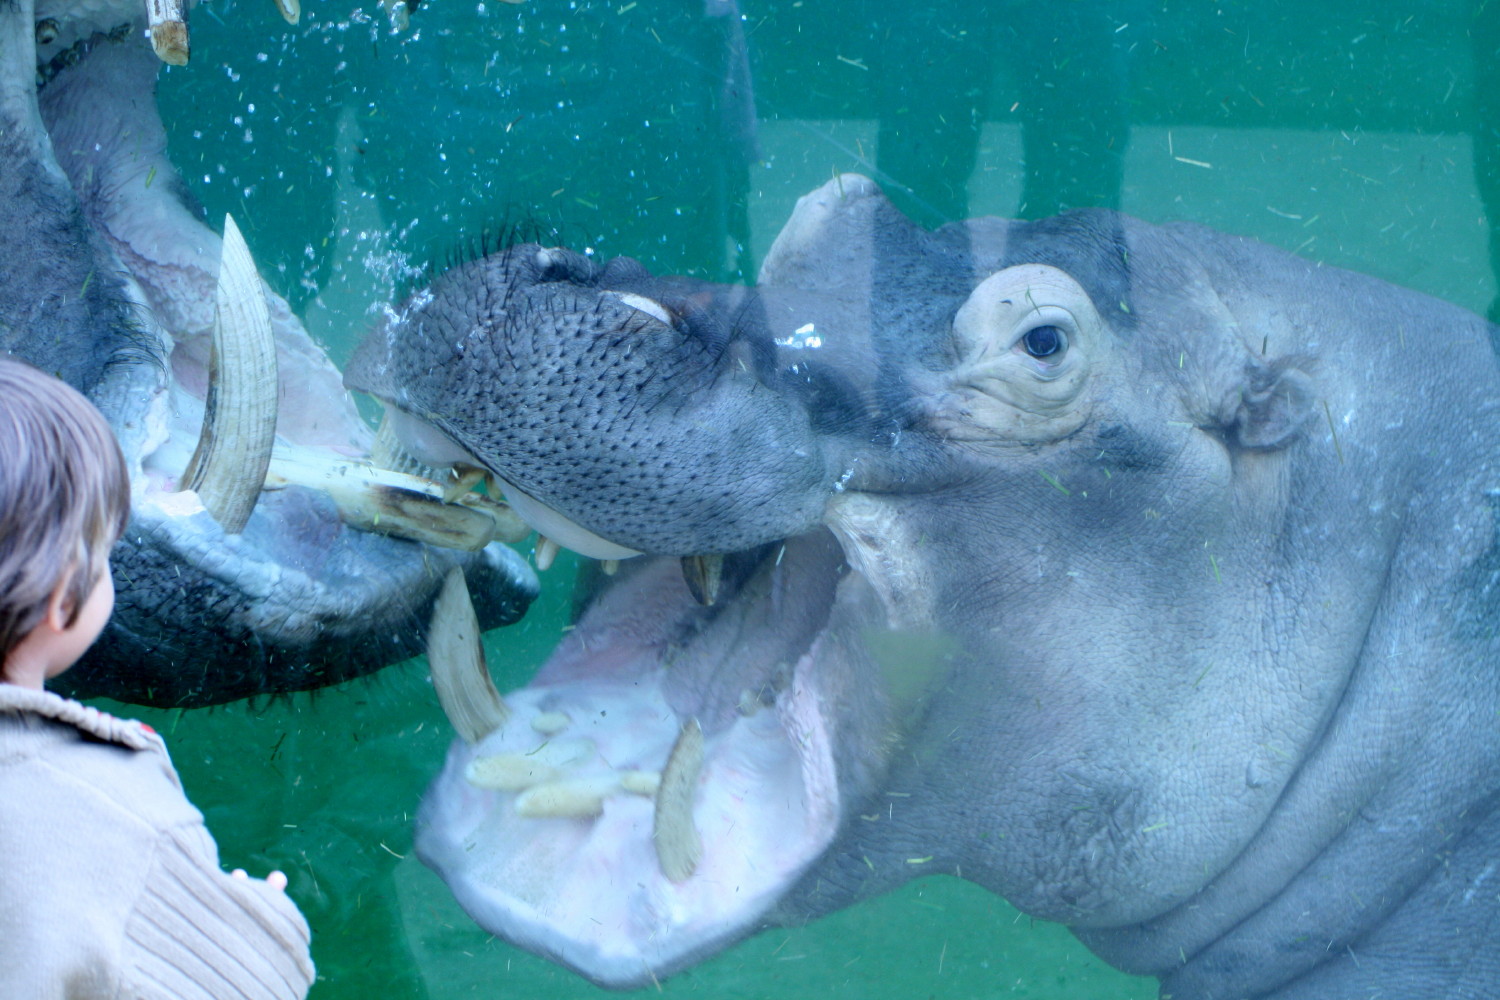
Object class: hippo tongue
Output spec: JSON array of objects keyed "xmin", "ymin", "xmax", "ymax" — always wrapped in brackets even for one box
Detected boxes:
[{"xmin": 415, "ymin": 536, "xmax": 852, "ymax": 987}]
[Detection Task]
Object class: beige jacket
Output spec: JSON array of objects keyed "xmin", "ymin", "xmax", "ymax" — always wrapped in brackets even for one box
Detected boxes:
[{"xmin": 0, "ymin": 684, "xmax": 315, "ymax": 999}]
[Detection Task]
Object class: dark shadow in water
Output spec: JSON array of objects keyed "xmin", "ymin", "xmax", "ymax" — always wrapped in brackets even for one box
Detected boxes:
[{"xmin": 866, "ymin": 0, "xmax": 1137, "ymax": 227}]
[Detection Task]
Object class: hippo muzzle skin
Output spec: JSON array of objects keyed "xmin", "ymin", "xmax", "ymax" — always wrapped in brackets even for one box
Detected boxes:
[
  {"xmin": 2, "ymin": 1, "xmax": 538, "ymax": 705},
  {"xmin": 355, "ymin": 174, "xmax": 1500, "ymax": 996}
]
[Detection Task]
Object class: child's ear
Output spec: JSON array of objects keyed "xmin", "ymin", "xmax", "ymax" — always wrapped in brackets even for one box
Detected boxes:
[{"xmin": 43, "ymin": 576, "xmax": 74, "ymax": 633}]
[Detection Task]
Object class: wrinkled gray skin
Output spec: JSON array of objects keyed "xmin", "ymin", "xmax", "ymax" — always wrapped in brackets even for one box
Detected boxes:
[
  {"xmin": 2, "ymin": 2, "xmax": 537, "ymax": 705},
  {"xmin": 354, "ymin": 174, "xmax": 1500, "ymax": 997}
]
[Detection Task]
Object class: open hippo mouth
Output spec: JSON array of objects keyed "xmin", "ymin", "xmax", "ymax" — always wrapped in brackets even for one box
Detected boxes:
[
  {"xmin": 345, "ymin": 198, "xmax": 956, "ymax": 985},
  {"xmin": 414, "ymin": 532, "xmax": 879, "ymax": 987},
  {"xmin": 5, "ymin": 3, "xmax": 538, "ymax": 704}
]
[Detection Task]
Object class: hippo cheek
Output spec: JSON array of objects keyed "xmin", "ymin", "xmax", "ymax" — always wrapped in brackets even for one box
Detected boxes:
[{"xmin": 916, "ymin": 264, "xmax": 1113, "ymax": 446}]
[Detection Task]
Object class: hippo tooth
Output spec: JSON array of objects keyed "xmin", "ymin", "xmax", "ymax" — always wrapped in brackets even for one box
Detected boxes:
[
  {"xmin": 653, "ymin": 718, "xmax": 705, "ymax": 883},
  {"xmin": 535, "ymin": 535, "xmax": 562, "ymax": 571},
  {"xmin": 515, "ymin": 776, "xmax": 621, "ymax": 819},
  {"xmin": 619, "ymin": 769, "xmax": 661, "ymax": 796},
  {"xmin": 681, "ymin": 554, "xmax": 724, "ymax": 606},
  {"xmin": 272, "ymin": 0, "xmax": 301, "ymax": 24},
  {"xmin": 442, "ymin": 464, "xmax": 488, "ymax": 504},
  {"xmin": 373, "ymin": 413, "xmax": 438, "ymax": 478},
  {"xmin": 601, "ymin": 559, "xmax": 620, "ymax": 576},
  {"xmin": 529, "ymin": 711, "xmax": 572, "ymax": 735},
  {"xmin": 180, "ymin": 215, "xmax": 277, "ymax": 535},
  {"xmin": 465, "ymin": 755, "xmax": 564, "ymax": 792},
  {"xmin": 427, "ymin": 568, "xmax": 512, "ymax": 744},
  {"xmin": 467, "ymin": 738, "xmax": 597, "ymax": 790},
  {"xmin": 145, "ymin": 0, "xmax": 189, "ymax": 65},
  {"xmin": 264, "ymin": 445, "xmax": 529, "ymax": 550}
]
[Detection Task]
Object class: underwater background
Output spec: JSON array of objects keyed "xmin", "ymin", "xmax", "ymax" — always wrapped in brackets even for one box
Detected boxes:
[{"xmin": 95, "ymin": 0, "xmax": 1500, "ymax": 995}]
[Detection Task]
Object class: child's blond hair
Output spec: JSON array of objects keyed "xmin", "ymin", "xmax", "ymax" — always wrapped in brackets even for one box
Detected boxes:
[{"xmin": 0, "ymin": 358, "xmax": 129, "ymax": 660}]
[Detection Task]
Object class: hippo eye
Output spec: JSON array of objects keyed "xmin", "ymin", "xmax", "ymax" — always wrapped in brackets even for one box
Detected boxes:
[{"xmin": 1021, "ymin": 324, "xmax": 1066, "ymax": 359}]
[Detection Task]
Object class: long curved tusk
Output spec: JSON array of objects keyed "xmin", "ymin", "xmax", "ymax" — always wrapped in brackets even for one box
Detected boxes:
[
  {"xmin": 428, "ymin": 567, "xmax": 512, "ymax": 744},
  {"xmin": 181, "ymin": 215, "xmax": 278, "ymax": 535},
  {"xmin": 146, "ymin": 0, "xmax": 189, "ymax": 65},
  {"xmin": 653, "ymin": 717, "xmax": 705, "ymax": 883},
  {"xmin": 264, "ymin": 447, "xmax": 530, "ymax": 550}
]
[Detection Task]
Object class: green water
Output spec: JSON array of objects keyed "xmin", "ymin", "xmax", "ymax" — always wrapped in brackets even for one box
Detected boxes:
[
  {"xmin": 96, "ymin": 552, "xmax": 1152, "ymax": 999},
  {"xmin": 105, "ymin": 0, "xmax": 1500, "ymax": 995}
]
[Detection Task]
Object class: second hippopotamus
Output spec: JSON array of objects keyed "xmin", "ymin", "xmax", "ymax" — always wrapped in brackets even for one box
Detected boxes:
[{"xmin": 349, "ymin": 174, "xmax": 1500, "ymax": 999}]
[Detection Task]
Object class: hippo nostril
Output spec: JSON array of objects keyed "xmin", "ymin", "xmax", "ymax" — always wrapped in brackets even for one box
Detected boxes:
[
  {"xmin": 600, "ymin": 256, "xmax": 654, "ymax": 289},
  {"xmin": 533, "ymin": 246, "xmax": 597, "ymax": 285}
]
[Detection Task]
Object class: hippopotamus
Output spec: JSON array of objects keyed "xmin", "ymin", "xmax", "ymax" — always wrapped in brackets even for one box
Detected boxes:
[
  {"xmin": 346, "ymin": 174, "xmax": 1500, "ymax": 997},
  {"xmin": 2, "ymin": 0, "xmax": 537, "ymax": 704}
]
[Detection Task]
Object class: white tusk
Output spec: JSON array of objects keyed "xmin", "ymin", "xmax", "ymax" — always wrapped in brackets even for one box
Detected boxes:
[
  {"xmin": 271, "ymin": 0, "xmax": 300, "ymax": 24},
  {"xmin": 181, "ymin": 215, "xmax": 277, "ymax": 535},
  {"xmin": 535, "ymin": 535, "xmax": 561, "ymax": 571},
  {"xmin": 427, "ymin": 567, "xmax": 511, "ymax": 744},
  {"xmin": 529, "ymin": 711, "xmax": 571, "ymax": 735},
  {"xmin": 264, "ymin": 446, "xmax": 529, "ymax": 550},
  {"xmin": 145, "ymin": 0, "xmax": 188, "ymax": 64},
  {"xmin": 653, "ymin": 718, "xmax": 705, "ymax": 882}
]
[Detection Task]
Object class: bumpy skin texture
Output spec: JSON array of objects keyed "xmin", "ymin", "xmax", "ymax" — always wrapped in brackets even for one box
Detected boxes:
[
  {"xmin": 370, "ymin": 175, "xmax": 1500, "ymax": 997},
  {"xmin": 2, "ymin": 4, "xmax": 537, "ymax": 706},
  {"xmin": 346, "ymin": 248, "xmax": 844, "ymax": 556}
]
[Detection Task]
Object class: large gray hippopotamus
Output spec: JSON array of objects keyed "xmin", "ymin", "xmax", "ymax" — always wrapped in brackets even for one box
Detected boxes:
[
  {"xmin": 348, "ymin": 174, "xmax": 1500, "ymax": 997},
  {"xmin": 2, "ymin": 1, "xmax": 537, "ymax": 704}
]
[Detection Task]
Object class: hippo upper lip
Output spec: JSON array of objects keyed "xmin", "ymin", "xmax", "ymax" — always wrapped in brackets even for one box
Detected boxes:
[{"xmin": 342, "ymin": 244, "xmax": 840, "ymax": 560}]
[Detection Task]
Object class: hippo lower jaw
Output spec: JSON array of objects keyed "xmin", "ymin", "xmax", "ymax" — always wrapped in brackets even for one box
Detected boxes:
[
  {"xmin": 417, "ymin": 669, "xmax": 839, "ymax": 987},
  {"xmin": 417, "ymin": 529, "xmax": 890, "ymax": 988}
]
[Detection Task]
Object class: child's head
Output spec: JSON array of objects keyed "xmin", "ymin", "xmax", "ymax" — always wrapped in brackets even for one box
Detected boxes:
[{"xmin": 0, "ymin": 358, "xmax": 130, "ymax": 675}]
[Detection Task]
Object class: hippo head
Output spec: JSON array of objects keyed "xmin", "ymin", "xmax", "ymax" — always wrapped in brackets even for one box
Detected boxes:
[
  {"xmin": 5, "ymin": 2, "xmax": 538, "ymax": 704},
  {"xmin": 353, "ymin": 175, "xmax": 1500, "ymax": 996}
]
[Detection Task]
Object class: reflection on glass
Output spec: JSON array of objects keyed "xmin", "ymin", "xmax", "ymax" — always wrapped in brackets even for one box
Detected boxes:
[{"xmin": 8, "ymin": 0, "xmax": 1500, "ymax": 997}]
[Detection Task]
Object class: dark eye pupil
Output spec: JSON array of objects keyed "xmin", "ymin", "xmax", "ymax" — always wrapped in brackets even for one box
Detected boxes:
[{"xmin": 1023, "ymin": 325, "xmax": 1063, "ymax": 358}]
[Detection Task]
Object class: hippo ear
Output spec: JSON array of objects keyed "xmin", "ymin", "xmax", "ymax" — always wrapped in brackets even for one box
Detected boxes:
[{"xmin": 1227, "ymin": 357, "xmax": 1317, "ymax": 450}]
